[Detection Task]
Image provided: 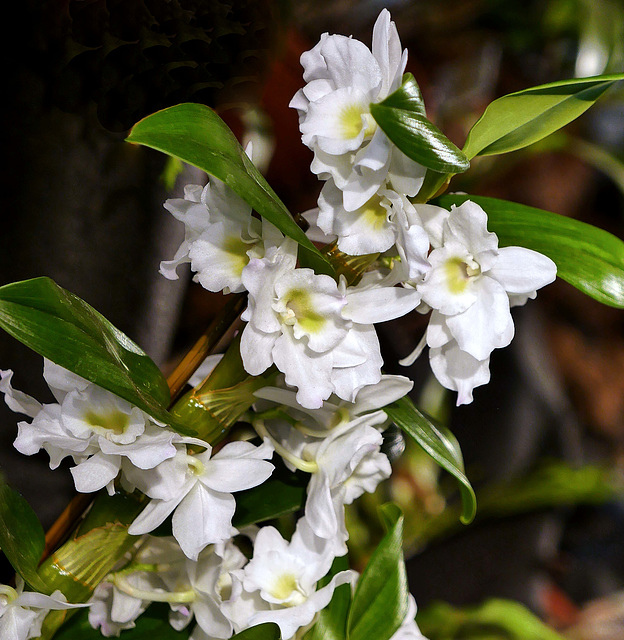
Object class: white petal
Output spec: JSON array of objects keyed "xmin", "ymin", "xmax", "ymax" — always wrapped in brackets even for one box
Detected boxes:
[
  {"xmin": 446, "ymin": 276, "xmax": 514, "ymax": 360},
  {"xmin": 71, "ymin": 452, "xmax": 121, "ymax": 493},
  {"xmin": 371, "ymin": 8, "xmax": 405, "ymax": 97},
  {"xmin": 387, "ymin": 147, "xmax": 426, "ymax": 197},
  {"xmin": 319, "ymin": 34, "xmax": 382, "ymax": 93},
  {"xmin": 353, "ymin": 375, "xmax": 413, "ymax": 413},
  {"xmin": 429, "ymin": 343, "xmax": 491, "ymax": 406},
  {"xmin": 344, "ymin": 286, "xmax": 421, "ymax": 324},
  {"xmin": 173, "ymin": 485, "xmax": 236, "ymax": 560},
  {"xmin": 273, "ymin": 330, "xmax": 334, "ymax": 409},
  {"xmin": 240, "ymin": 324, "xmax": 279, "ymax": 377},
  {"xmin": 199, "ymin": 457, "xmax": 274, "ymax": 493},
  {"xmin": 128, "ymin": 493, "xmax": 186, "ymax": 536},
  {"xmin": 0, "ymin": 370, "xmax": 42, "ymax": 418},
  {"xmin": 488, "ymin": 246, "xmax": 557, "ymax": 293},
  {"xmin": 305, "ymin": 473, "xmax": 338, "ymax": 539},
  {"xmin": 445, "ymin": 200, "xmax": 499, "ymax": 264}
]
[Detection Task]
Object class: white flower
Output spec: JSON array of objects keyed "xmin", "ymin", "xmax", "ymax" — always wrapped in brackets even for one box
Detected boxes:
[
  {"xmin": 0, "ymin": 362, "xmax": 178, "ymax": 495},
  {"xmin": 225, "ymin": 518, "xmax": 356, "ymax": 639},
  {"xmin": 128, "ymin": 439, "xmax": 275, "ymax": 560},
  {"xmin": 88, "ymin": 582, "xmax": 148, "ymax": 638},
  {"xmin": 290, "ymin": 9, "xmax": 426, "ymax": 211},
  {"xmin": 403, "ymin": 200, "xmax": 557, "ymax": 404},
  {"xmin": 308, "ymin": 182, "xmax": 431, "ymax": 266},
  {"xmin": 160, "ymin": 154, "xmax": 284, "ymax": 295},
  {"xmin": 240, "ymin": 237, "xmax": 421, "ymax": 409},
  {"xmin": 255, "ymin": 373, "xmax": 414, "ymax": 430},
  {"xmin": 0, "ymin": 579, "xmax": 87, "ymax": 640}
]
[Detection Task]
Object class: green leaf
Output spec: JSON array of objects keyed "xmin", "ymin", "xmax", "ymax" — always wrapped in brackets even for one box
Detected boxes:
[
  {"xmin": 462, "ymin": 73, "xmax": 624, "ymax": 159},
  {"xmin": 347, "ymin": 504, "xmax": 409, "ymax": 640},
  {"xmin": 0, "ymin": 277, "xmax": 200, "ymax": 434},
  {"xmin": 233, "ymin": 460, "xmax": 308, "ymax": 528},
  {"xmin": 0, "ymin": 475, "xmax": 50, "ymax": 593},
  {"xmin": 304, "ymin": 556, "xmax": 351, "ymax": 640},
  {"xmin": 418, "ymin": 598, "xmax": 566, "ymax": 640},
  {"xmin": 370, "ymin": 74, "xmax": 468, "ymax": 174},
  {"xmin": 127, "ymin": 103, "xmax": 334, "ymax": 277},
  {"xmin": 435, "ymin": 194, "xmax": 624, "ymax": 308},
  {"xmin": 232, "ymin": 623, "xmax": 282, "ymax": 639},
  {"xmin": 54, "ymin": 604, "xmax": 191, "ymax": 639},
  {"xmin": 385, "ymin": 396, "xmax": 476, "ymax": 524}
]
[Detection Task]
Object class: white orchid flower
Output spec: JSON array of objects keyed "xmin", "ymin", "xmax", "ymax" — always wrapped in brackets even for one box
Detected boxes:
[
  {"xmin": 401, "ymin": 200, "xmax": 556, "ymax": 404},
  {"xmin": 160, "ymin": 144, "xmax": 284, "ymax": 295},
  {"xmin": 1, "ymin": 362, "xmax": 178, "ymax": 495},
  {"xmin": 128, "ymin": 439, "xmax": 274, "ymax": 561},
  {"xmin": 290, "ymin": 9, "xmax": 426, "ymax": 211},
  {"xmin": 239, "ymin": 236, "xmax": 421, "ymax": 409},
  {"xmin": 226, "ymin": 518, "xmax": 356, "ymax": 639},
  {"xmin": 1, "ymin": 578, "xmax": 87, "ymax": 640}
]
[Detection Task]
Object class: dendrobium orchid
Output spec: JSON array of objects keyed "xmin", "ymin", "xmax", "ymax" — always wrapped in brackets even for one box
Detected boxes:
[
  {"xmin": 0, "ymin": 362, "xmax": 178, "ymax": 495},
  {"xmin": 402, "ymin": 199, "xmax": 557, "ymax": 404},
  {"xmin": 0, "ymin": 579, "xmax": 87, "ymax": 640},
  {"xmin": 225, "ymin": 518, "xmax": 356, "ymax": 639},
  {"xmin": 290, "ymin": 9, "xmax": 426, "ymax": 211},
  {"xmin": 128, "ymin": 439, "xmax": 275, "ymax": 560},
  {"xmin": 240, "ymin": 236, "xmax": 421, "ymax": 409}
]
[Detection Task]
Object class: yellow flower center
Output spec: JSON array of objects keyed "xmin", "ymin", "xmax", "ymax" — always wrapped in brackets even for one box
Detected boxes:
[
  {"xmin": 339, "ymin": 104, "xmax": 377, "ymax": 140},
  {"xmin": 223, "ymin": 236, "xmax": 250, "ymax": 277},
  {"xmin": 279, "ymin": 288, "xmax": 326, "ymax": 334},
  {"xmin": 84, "ymin": 410, "xmax": 130, "ymax": 435},
  {"xmin": 445, "ymin": 256, "xmax": 481, "ymax": 294},
  {"xmin": 359, "ymin": 195, "xmax": 388, "ymax": 230},
  {"xmin": 271, "ymin": 574, "xmax": 307, "ymax": 606}
]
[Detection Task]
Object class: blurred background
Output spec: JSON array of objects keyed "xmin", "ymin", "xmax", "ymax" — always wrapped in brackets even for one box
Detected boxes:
[{"xmin": 1, "ymin": 1, "xmax": 623, "ymax": 637}]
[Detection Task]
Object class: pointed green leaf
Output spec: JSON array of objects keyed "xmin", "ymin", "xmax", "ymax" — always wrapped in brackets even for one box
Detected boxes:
[
  {"xmin": 347, "ymin": 504, "xmax": 409, "ymax": 640},
  {"xmin": 127, "ymin": 103, "xmax": 334, "ymax": 277},
  {"xmin": 385, "ymin": 397, "xmax": 476, "ymax": 524},
  {"xmin": 0, "ymin": 277, "xmax": 199, "ymax": 433},
  {"xmin": 370, "ymin": 75, "xmax": 469, "ymax": 174},
  {"xmin": 304, "ymin": 555, "xmax": 351, "ymax": 640},
  {"xmin": 435, "ymin": 194, "xmax": 624, "ymax": 308},
  {"xmin": 0, "ymin": 476, "xmax": 50, "ymax": 593},
  {"xmin": 462, "ymin": 73, "xmax": 624, "ymax": 159}
]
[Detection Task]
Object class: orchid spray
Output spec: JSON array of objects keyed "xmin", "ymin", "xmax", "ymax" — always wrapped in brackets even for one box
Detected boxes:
[{"xmin": 1, "ymin": 7, "xmax": 623, "ymax": 640}]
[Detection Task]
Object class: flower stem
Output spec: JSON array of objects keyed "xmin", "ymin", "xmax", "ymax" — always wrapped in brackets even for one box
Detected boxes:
[{"xmin": 253, "ymin": 419, "xmax": 319, "ymax": 473}]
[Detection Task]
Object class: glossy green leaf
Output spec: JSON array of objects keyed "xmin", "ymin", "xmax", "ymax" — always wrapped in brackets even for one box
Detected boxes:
[
  {"xmin": 304, "ymin": 556, "xmax": 351, "ymax": 640},
  {"xmin": 54, "ymin": 604, "xmax": 190, "ymax": 639},
  {"xmin": 347, "ymin": 504, "xmax": 409, "ymax": 640},
  {"xmin": 380, "ymin": 73, "xmax": 427, "ymax": 115},
  {"xmin": 385, "ymin": 396, "xmax": 476, "ymax": 524},
  {"xmin": 127, "ymin": 103, "xmax": 333, "ymax": 277},
  {"xmin": 0, "ymin": 277, "xmax": 200, "ymax": 433},
  {"xmin": 436, "ymin": 194, "xmax": 624, "ymax": 308},
  {"xmin": 233, "ymin": 460, "xmax": 308, "ymax": 528},
  {"xmin": 0, "ymin": 476, "xmax": 50, "ymax": 593},
  {"xmin": 418, "ymin": 598, "xmax": 565, "ymax": 640},
  {"xmin": 232, "ymin": 623, "xmax": 282, "ymax": 639},
  {"xmin": 462, "ymin": 73, "xmax": 624, "ymax": 159},
  {"xmin": 371, "ymin": 76, "xmax": 469, "ymax": 173}
]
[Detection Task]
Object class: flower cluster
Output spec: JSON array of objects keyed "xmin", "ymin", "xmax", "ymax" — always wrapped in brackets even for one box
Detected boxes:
[{"xmin": 0, "ymin": 8, "xmax": 560, "ymax": 640}]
